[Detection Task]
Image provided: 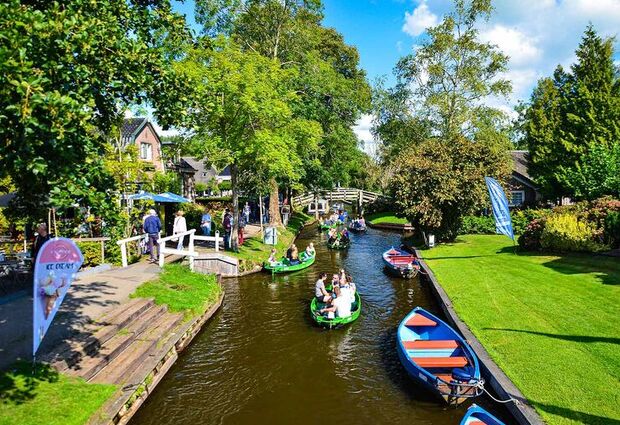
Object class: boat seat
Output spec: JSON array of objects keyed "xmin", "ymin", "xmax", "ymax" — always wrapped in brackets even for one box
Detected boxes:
[
  {"xmin": 412, "ymin": 356, "xmax": 468, "ymax": 368},
  {"xmin": 403, "ymin": 340, "xmax": 458, "ymax": 349},
  {"xmin": 405, "ymin": 315, "xmax": 437, "ymax": 327},
  {"xmin": 468, "ymin": 421, "xmax": 486, "ymax": 425}
]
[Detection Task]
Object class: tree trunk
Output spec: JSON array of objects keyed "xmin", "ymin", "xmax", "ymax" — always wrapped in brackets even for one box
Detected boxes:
[
  {"xmin": 269, "ymin": 177, "xmax": 282, "ymax": 227},
  {"xmin": 230, "ymin": 163, "xmax": 239, "ymax": 252}
]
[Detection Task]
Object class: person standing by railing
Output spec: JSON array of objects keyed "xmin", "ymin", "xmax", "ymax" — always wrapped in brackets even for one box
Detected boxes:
[
  {"xmin": 173, "ymin": 210, "xmax": 187, "ymax": 250},
  {"xmin": 143, "ymin": 209, "xmax": 161, "ymax": 263}
]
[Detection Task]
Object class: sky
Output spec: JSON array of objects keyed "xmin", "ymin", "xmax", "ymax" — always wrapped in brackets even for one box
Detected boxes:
[{"xmin": 156, "ymin": 0, "xmax": 620, "ymax": 154}]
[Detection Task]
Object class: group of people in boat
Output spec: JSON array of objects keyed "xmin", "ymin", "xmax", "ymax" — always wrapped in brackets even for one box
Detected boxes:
[
  {"xmin": 267, "ymin": 243, "xmax": 315, "ymax": 266},
  {"xmin": 327, "ymin": 227, "xmax": 349, "ymax": 246},
  {"xmin": 349, "ymin": 216, "xmax": 366, "ymax": 230},
  {"xmin": 319, "ymin": 209, "xmax": 349, "ymax": 226},
  {"xmin": 314, "ymin": 269, "xmax": 357, "ymax": 319}
]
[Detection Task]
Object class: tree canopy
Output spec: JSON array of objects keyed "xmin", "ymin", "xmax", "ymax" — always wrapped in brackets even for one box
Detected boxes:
[
  {"xmin": 375, "ymin": 0, "xmax": 513, "ymax": 240},
  {"xmin": 522, "ymin": 25, "xmax": 620, "ymax": 201}
]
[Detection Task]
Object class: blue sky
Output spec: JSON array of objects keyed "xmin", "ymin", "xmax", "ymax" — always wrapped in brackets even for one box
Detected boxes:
[{"xmin": 165, "ymin": 0, "xmax": 620, "ymax": 150}]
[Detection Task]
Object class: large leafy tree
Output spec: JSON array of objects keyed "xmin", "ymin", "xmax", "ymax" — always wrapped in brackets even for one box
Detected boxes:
[
  {"xmin": 378, "ymin": 0, "xmax": 513, "ymax": 240},
  {"xmin": 195, "ymin": 0, "xmax": 370, "ymax": 225},
  {"xmin": 0, "ymin": 0, "xmax": 193, "ymax": 225},
  {"xmin": 179, "ymin": 38, "xmax": 319, "ymax": 250},
  {"xmin": 524, "ymin": 25, "xmax": 620, "ymax": 201}
]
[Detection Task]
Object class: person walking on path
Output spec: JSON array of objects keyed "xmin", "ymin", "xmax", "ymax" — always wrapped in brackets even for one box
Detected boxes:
[
  {"xmin": 223, "ymin": 209, "xmax": 232, "ymax": 251},
  {"xmin": 238, "ymin": 212, "xmax": 246, "ymax": 246},
  {"xmin": 243, "ymin": 202, "xmax": 251, "ymax": 224},
  {"xmin": 143, "ymin": 209, "xmax": 162, "ymax": 263},
  {"xmin": 201, "ymin": 210, "xmax": 212, "ymax": 236},
  {"xmin": 173, "ymin": 210, "xmax": 187, "ymax": 250}
]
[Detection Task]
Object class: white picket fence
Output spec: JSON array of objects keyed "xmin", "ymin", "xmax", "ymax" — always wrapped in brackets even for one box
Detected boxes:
[{"xmin": 117, "ymin": 230, "xmax": 224, "ymax": 270}]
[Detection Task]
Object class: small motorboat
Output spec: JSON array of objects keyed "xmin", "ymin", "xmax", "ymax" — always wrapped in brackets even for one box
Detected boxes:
[
  {"xmin": 397, "ymin": 307, "xmax": 483, "ymax": 405},
  {"xmin": 460, "ymin": 404, "xmax": 505, "ymax": 425},
  {"xmin": 310, "ymin": 291, "xmax": 361, "ymax": 329},
  {"xmin": 263, "ymin": 252, "xmax": 315, "ymax": 274},
  {"xmin": 327, "ymin": 238, "xmax": 350, "ymax": 250},
  {"xmin": 348, "ymin": 222, "xmax": 367, "ymax": 232},
  {"xmin": 382, "ymin": 247, "xmax": 420, "ymax": 278}
]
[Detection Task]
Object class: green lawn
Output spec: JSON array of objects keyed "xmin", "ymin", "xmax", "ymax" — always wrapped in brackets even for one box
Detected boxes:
[
  {"xmin": 366, "ymin": 211, "xmax": 410, "ymax": 225},
  {"xmin": 225, "ymin": 211, "xmax": 314, "ymax": 264},
  {"xmin": 0, "ymin": 362, "xmax": 115, "ymax": 425},
  {"xmin": 421, "ymin": 235, "xmax": 620, "ymax": 425},
  {"xmin": 132, "ymin": 264, "xmax": 222, "ymax": 318}
]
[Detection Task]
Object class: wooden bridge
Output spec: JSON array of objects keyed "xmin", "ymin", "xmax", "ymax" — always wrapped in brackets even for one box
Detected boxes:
[{"xmin": 291, "ymin": 187, "xmax": 389, "ymax": 211}]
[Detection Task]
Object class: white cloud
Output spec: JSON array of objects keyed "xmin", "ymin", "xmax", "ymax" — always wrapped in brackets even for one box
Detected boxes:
[
  {"xmin": 353, "ymin": 114, "xmax": 379, "ymax": 157},
  {"xmin": 402, "ymin": 0, "xmax": 438, "ymax": 37},
  {"xmin": 480, "ymin": 25, "xmax": 541, "ymax": 66}
]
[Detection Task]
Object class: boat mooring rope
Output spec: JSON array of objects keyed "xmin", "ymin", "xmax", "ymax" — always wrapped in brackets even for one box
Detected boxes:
[{"xmin": 475, "ymin": 380, "xmax": 521, "ymax": 405}]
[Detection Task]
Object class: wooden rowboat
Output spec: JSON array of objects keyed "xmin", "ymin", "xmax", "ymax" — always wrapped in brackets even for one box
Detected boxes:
[
  {"xmin": 263, "ymin": 252, "xmax": 315, "ymax": 274},
  {"xmin": 396, "ymin": 307, "xmax": 483, "ymax": 405},
  {"xmin": 310, "ymin": 291, "xmax": 361, "ymax": 329},
  {"xmin": 460, "ymin": 404, "xmax": 504, "ymax": 425},
  {"xmin": 382, "ymin": 247, "xmax": 419, "ymax": 278},
  {"xmin": 348, "ymin": 222, "xmax": 367, "ymax": 232}
]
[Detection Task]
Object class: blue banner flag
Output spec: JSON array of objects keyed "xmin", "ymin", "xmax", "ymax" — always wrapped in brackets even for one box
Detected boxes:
[{"xmin": 484, "ymin": 177, "xmax": 514, "ymax": 240}]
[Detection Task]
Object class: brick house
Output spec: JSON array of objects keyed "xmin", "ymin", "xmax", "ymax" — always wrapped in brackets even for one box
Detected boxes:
[{"xmin": 121, "ymin": 118, "xmax": 165, "ymax": 172}]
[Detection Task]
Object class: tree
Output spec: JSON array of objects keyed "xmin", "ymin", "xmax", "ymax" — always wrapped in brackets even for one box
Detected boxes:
[
  {"xmin": 379, "ymin": 0, "xmax": 513, "ymax": 240},
  {"xmin": 195, "ymin": 0, "xmax": 370, "ymax": 224},
  {"xmin": 0, "ymin": 0, "xmax": 193, "ymax": 225},
  {"xmin": 524, "ymin": 25, "xmax": 620, "ymax": 201},
  {"xmin": 178, "ymin": 38, "xmax": 316, "ymax": 250}
]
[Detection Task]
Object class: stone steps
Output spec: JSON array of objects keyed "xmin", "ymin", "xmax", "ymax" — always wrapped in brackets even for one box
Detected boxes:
[
  {"xmin": 90, "ymin": 311, "xmax": 184, "ymax": 385},
  {"xmin": 63, "ymin": 304, "xmax": 168, "ymax": 381},
  {"xmin": 44, "ymin": 298, "xmax": 155, "ymax": 371}
]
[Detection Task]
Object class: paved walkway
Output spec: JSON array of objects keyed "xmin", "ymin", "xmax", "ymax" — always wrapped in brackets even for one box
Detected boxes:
[{"xmin": 0, "ymin": 260, "xmax": 167, "ymax": 370}]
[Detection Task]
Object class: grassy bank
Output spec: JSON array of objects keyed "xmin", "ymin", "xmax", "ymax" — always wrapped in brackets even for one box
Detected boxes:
[
  {"xmin": 0, "ymin": 362, "xmax": 115, "ymax": 425},
  {"xmin": 226, "ymin": 211, "xmax": 314, "ymax": 266},
  {"xmin": 131, "ymin": 264, "xmax": 222, "ymax": 318},
  {"xmin": 421, "ymin": 235, "xmax": 619, "ymax": 425},
  {"xmin": 366, "ymin": 211, "xmax": 409, "ymax": 225}
]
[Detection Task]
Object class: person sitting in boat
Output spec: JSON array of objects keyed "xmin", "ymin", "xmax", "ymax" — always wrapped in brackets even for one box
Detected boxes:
[
  {"xmin": 331, "ymin": 273, "xmax": 340, "ymax": 293},
  {"xmin": 267, "ymin": 248, "xmax": 279, "ymax": 266},
  {"xmin": 340, "ymin": 229, "xmax": 350, "ymax": 243},
  {"xmin": 290, "ymin": 246, "xmax": 300, "ymax": 265},
  {"xmin": 315, "ymin": 273, "xmax": 331, "ymax": 304},
  {"xmin": 305, "ymin": 243, "xmax": 315, "ymax": 257},
  {"xmin": 327, "ymin": 227, "xmax": 338, "ymax": 244},
  {"xmin": 286, "ymin": 244, "xmax": 296, "ymax": 261},
  {"xmin": 358, "ymin": 216, "xmax": 366, "ymax": 227},
  {"xmin": 319, "ymin": 286, "xmax": 351, "ymax": 319}
]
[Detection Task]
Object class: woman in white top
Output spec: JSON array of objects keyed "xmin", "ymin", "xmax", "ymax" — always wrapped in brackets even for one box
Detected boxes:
[
  {"xmin": 173, "ymin": 210, "xmax": 187, "ymax": 250},
  {"xmin": 305, "ymin": 242, "xmax": 315, "ymax": 257}
]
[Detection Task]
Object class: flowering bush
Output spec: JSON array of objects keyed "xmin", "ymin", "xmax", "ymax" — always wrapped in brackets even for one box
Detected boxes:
[
  {"xmin": 540, "ymin": 214, "xmax": 608, "ymax": 252},
  {"xmin": 518, "ymin": 218, "xmax": 547, "ymax": 250}
]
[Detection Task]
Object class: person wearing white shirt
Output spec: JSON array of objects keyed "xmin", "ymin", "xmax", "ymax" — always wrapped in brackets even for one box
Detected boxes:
[
  {"xmin": 319, "ymin": 286, "xmax": 351, "ymax": 318},
  {"xmin": 173, "ymin": 210, "xmax": 187, "ymax": 250}
]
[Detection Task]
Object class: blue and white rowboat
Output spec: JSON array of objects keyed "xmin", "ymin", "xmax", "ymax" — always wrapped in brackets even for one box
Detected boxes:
[
  {"xmin": 460, "ymin": 404, "xmax": 505, "ymax": 425},
  {"xmin": 396, "ymin": 306, "xmax": 483, "ymax": 404}
]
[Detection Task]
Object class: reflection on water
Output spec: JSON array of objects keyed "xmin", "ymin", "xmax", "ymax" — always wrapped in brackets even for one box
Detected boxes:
[{"xmin": 130, "ymin": 226, "xmax": 510, "ymax": 425}]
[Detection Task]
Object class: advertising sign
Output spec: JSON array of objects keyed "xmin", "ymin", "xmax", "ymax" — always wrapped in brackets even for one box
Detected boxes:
[
  {"xmin": 484, "ymin": 177, "xmax": 515, "ymax": 240},
  {"xmin": 33, "ymin": 238, "xmax": 83, "ymax": 355}
]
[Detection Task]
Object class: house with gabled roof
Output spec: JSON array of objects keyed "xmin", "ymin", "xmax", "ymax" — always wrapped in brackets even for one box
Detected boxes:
[
  {"xmin": 509, "ymin": 150, "xmax": 541, "ymax": 207},
  {"xmin": 121, "ymin": 117, "xmax": 165, "ymax": 172}
]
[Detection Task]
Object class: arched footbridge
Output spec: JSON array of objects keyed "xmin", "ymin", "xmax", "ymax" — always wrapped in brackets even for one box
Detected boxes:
[{"xmin": 291, "ymin": 187, "xmax": 389, "ymax": 210}]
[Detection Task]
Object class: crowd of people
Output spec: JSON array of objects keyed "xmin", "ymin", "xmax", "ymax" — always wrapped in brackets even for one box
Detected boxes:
[{"xmin": 314, "ymin": 269, "xmax": 357, "ymax": 319}]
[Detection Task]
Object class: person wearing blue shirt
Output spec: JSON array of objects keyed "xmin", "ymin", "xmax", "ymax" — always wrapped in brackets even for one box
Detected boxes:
[
  {"xmin": 201, "ymin": 211, "xmax": 212, "ymax": 236},
  {"xmin": 143, "ymin": 209, "xmax": 162, "ymax": 263}
]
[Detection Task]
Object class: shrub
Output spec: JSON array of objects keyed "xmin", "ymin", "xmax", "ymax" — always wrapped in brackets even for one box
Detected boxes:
[
  {"xmin": 459, "ymin": 215, "xmax": 496, "ymax": 234},
  {"xmin": 518, "ymin": 218, "xmax": 546, "ymax": 250},
  {"xmin": 76, "ymin": 242, "xmax": 103, "ymax": 268},
  {"xmin": 604, "ymin": 211, "xmax": 620, "ymax": 247},
  {"xmin": 540, "ymin": 214, "xmax": 607, "ymax": 253},
  {"xmin": 179, "ymin": 203, "xmax": 206, "ymax": 232}
]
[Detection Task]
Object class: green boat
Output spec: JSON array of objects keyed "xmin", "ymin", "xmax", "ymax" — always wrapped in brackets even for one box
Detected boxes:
[
  {"xmin": 327, "ymin": 238, "xmax": 350, "ymax": 250},
  {"xmin": 318, "ymin": 222, "xmax": 337, "ymax": 231},
  {"xmin": 263, "ymin": 252, "xmax": 315, "ymax": 273},
  {"xmin": 310, "ymin": 292, "xmax": 362, "ymax": 329}
]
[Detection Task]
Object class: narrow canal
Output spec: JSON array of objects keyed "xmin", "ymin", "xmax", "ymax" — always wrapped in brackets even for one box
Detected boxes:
[{"xmin": 131, "ymin": 225, "xmax": 507, "ymax": 425}]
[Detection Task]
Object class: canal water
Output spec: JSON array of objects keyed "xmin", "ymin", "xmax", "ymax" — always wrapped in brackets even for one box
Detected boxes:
[{"xmin": 130, "ymin": 226, "xmax": 508, "ymax": 425}]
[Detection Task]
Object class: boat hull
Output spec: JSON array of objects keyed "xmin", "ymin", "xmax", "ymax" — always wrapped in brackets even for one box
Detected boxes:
[
  {"xmin": 460, "ymin": 404, "xmax": 505, "ymax": 425},
  {"xmin": 310, "ymin": 292, "xmax": 361, "ymax": 329},
  {"xmin": 382, "ymin": 248, "xmax": 419, "ymax": 278},
  {"xmin": 396, "ymin": 307, "xmax": 482, "ymax": 405},
  {"xmin": 263, "ymin": 252, "xmax": 315, "ymax": 273}
]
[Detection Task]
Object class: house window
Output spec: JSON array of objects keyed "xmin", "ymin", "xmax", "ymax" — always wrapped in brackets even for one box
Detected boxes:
[
  {"xmin": 140, "ymin": 143, "xmax": 152, "ymax": 160},
  {"xmin": 509, "ymin": 190, "xmax": 525, "ymax": 206},
  {"xmin": 202, "ymin": 172, "xmax": 209, "ymax": 177}
]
